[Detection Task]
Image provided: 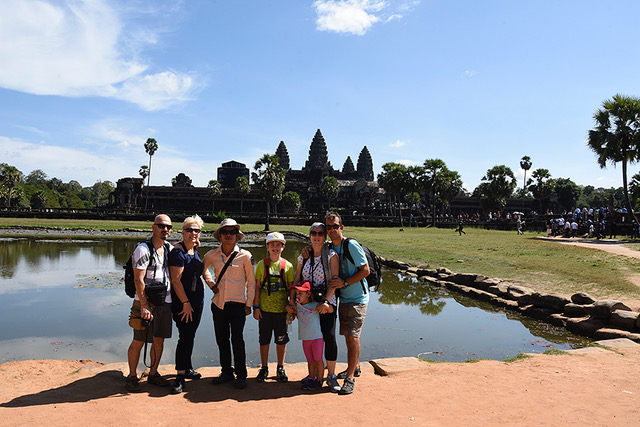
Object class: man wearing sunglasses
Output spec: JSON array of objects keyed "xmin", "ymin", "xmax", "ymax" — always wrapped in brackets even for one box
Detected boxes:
[
  {"xmin": 325, "ymin": 211, "xmax": 370, "ymax": 395},
  {"xmin": 126, "ymin": 214, "xmax": 174, "ymax": 392},
  {"xmin": 203, "ymin": 218, "xmax": 255, "ymax": 389}
]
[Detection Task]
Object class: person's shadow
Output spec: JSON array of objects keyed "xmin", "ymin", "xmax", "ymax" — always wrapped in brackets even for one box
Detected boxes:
[{"xmin": 0, "ymin": 370, "xmax": 125, "ymax": 407}]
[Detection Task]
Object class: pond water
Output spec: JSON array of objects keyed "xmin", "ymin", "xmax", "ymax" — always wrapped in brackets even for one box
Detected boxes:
[{"xmin": 0, "ymin": 234, "xmax": 591, "ymax": 369}]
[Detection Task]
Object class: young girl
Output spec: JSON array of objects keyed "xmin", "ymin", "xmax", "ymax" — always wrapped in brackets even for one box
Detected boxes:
[{"xmin": 294, "ymin": 281, "xmax": 325, "ymax": 390}]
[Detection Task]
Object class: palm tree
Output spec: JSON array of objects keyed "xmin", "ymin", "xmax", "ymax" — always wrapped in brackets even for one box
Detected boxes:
[
  {"xmin": 234, "ymin": 176, "xmax": 251, "ymax": 214},
  {"xmin": 377, "ymin": 162, "xmax": 410, "ymax": 227},
  {"xmin": 139, "ymin": 166, "xmax": 149, "ymax": 181},
  {"xmin": 519, "ymin": 156, "xmax": 532, "ymax": 197},
  {"xmin": 473, "ymin": 165, "xmax": 517, "ymax": 215},
  {"xmin": 320, "ymin": 176, "xmax": 340, "ymax": 211},
  {"xmin": 0, "ymin": 165, "xmax": 22, "ymax": 210},
  {"xmin": 143, "ymin": 138, "xmax": 158, "ymax": 210},
  {"xmin": 207, "ymin": 180, "xmax": 222, "ymax": 213},
  {"xmin": 252, "ymin": 154, "xmax": 286, "ymax": 231},
  {"xmin": 587, "ymin": 94, "xmax": 640, "ymax": 226}
]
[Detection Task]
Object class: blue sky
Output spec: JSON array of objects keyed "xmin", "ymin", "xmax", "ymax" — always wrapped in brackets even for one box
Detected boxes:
[{"xmin": 1, "ymin": 0, "xmax": 639, "ymax": 192}]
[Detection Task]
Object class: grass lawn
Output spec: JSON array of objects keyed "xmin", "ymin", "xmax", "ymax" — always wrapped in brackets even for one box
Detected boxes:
[{"xmin": 2, "ymin": 217, "xmax": 640, "ymax": 301}]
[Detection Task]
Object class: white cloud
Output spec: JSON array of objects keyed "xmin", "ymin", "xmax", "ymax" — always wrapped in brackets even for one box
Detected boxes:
[
  {"xmin": 390, "ymin": 139, "xmax": 405, "ymax": 148},
  {"xmin": 397, "ymin": 159, "xmax": 417, "ymax": 166},
  {"xmin": 0, "ymin": 0, "xmax": 196, "ymax": 111},
  {"xmin": 314, "ymin": 0, "xmax": 386, "ymax": 35},
  {"xmin": 463, "ymin": 70, "xmax": 478, "ymax": 78}
]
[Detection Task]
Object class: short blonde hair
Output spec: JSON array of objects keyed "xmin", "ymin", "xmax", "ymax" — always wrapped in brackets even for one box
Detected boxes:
[{"xmin": 182, "ymin": 214, "xmax": 204, "ymax": 230}]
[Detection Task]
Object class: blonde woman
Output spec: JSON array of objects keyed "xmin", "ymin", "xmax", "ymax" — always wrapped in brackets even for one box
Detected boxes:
[{"xmin": 168, "ymin": 215, "xmax": 210, "ymax": 393}]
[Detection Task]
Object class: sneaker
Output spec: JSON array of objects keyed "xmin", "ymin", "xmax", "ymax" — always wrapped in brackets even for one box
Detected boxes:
[
  {"xmin": 300, "ymin": 375, "xmax": 311, "ymax": 385},
  {"xmin": 326, "ymin": 374, "xmax": 341, "ymax": 393},
  {"xmin": 256, "ymin": 366, "xmax": 269, "ymax": 382},
  {"xmin": 336, "ymin": 366, "xmax": 361, "ymax": 379},
  {"xmin": 211, "ymin": 372, "xmax": 235, "ymax": 385},
  {"xmin": 302, "ymin": 378, "xmax": 321, "ymax": 391},
  {"xmin": 147, "ymin": 372, "xmax": 170, "ymax": 387},
  {"xmin": 184, "ymin": 369, "xmax": 202, "ymax": 380},
  {"xmin": 171, "ymin": 375, "xmax": 185, "ymax": 394},
  {"xmin": 125, "ymin": 375, "xmax": 141, "ymax": 392},
  {"xmin": 339, "ymin": 377, "xmax": 355, "ymax": 395},
  {"xmin": 276, "ymin": 366, "xmax": 288, "ymax": 383},
  {"xmin": 234, "ymin": 377, "xmax": 248, "ymax": 389}
]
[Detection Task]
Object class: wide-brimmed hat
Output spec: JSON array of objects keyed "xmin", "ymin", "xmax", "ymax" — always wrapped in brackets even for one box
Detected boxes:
[
  {"xmin": 294, "ymin": 281, "xmax": 311, "ymax": 292},
  {"xmin": 213, "ymin": 218, "xmax": 244, "ymax": 241},
  {"xmin": 266, "ymin": 232, "xmax": 286, "ymax": 245}
]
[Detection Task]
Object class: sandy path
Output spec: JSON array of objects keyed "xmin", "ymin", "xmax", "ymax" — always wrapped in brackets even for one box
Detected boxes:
[{"xmin": 538, "ymin": 236, "xmax": 640, "ymax": 258}]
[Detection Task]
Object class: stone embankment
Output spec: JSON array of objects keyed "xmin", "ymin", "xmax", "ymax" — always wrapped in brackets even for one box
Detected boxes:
[{"xmin": 381, "ymin": 258, "xmax": 640, "ymax": 343}]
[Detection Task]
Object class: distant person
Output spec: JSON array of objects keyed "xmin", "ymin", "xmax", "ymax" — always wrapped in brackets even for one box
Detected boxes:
[
  {"xmin": 252, "ymin": 232, "xmax": 295, "ymax": 383},
  {"xmin": 516, "ymin": 218, "xmax": 523, "ymax": 235},
  {"xmin": 126, "ymin": 214, "xmax": 173, "ymax": 392},
  {"xmin": 168, "ymin": 215, "xmax": 210, "ymax": 394},
  {"xmin": 325, "ymin": 211, "xmax": 370, "ymax": 395},
  {"xmin": 293, "ymin": 281, "xmax": 325, "ymax": 391},
  {"xmin": 455, "ymin": 221, "xmax": 466, "ymax": 235},
  {"xmin": 203, "ymin": 218, "xmax": 255, "ymax": 390}
]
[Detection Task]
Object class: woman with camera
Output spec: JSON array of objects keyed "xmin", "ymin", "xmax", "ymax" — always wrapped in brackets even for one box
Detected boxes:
[
  {"xmin": 168, "ymin": 214, "xmax": 210, "ymax": 394},
  {"xmin": 289, "ymin": 222, "xmax": 340, "ymax": 392}
]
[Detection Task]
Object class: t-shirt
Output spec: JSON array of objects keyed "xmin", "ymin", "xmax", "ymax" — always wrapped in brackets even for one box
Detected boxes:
[
  {"xmin": 296, "ymin": 301, "xmax": 322, "ymax": 340},
  {"xmin": 297, "ymin": 249, "xmax": 338, "ymax": 305},
  {"xmin": 132, "ymin": 240, "xmax": 173, "ymax": 303},
  {"xmin": 254, "ymin": 257, "xmax": 295, "ymax": 313},
  {"xmin": 169, "ymin": 245, "xmax": 205, "ymax": 306},
  {"xmin": 332, "ymin": 238, "xmax": 369, "ymax": 304}
]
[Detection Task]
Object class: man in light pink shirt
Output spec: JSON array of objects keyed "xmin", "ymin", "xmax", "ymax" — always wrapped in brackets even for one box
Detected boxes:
[{"xmin": 203, "ymin": 218, "xmax": 255, "ymax": 389}]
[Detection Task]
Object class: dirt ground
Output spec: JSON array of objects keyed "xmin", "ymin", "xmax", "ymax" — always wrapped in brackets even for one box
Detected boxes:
[{"xmin": 2, "ymin": 233, "xmax": 640, "ymax": 425}]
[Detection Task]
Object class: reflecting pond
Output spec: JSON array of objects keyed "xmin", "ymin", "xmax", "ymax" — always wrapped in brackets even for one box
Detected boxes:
[{"xmin": 0, "ymin": 234, "xmax": 591, "ymax": 368}]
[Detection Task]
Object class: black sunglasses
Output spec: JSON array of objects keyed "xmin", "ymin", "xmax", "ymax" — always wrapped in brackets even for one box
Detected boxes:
[
  {"xmin": 155, "ymin": 223, "xmax": 172, "ymax": 230},
  {"xmin": 184, "ymin": 228, "xmax": 201, "ymax": 234},
  {"xmin": 310, "ymin": 230, "xmax": 325, "ymax": 236},
  {"xmin": 220, "ymin": 229, "xmax": 238, "ymax": 235},
  {"xmin": 325, "ymin": 224, "xmax": 341, "ymax": 230}
]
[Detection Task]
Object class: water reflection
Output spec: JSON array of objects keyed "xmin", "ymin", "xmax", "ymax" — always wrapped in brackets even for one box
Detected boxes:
[{"xmin": 0, "ymin": 234, "xmax": 591, "ymax": 367}]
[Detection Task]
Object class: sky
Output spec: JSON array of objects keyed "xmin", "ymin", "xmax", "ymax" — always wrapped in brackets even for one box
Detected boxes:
[{"xmin": 1, "ymin": 0, "xmax": 640, "ymax": 192}]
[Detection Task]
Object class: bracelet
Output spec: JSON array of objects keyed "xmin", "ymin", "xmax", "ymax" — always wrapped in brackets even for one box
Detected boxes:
[
  {"xmin": 252, "ymin": 305, "xmax": 260, "ymax": 309},
  {"xmin": 182, "ymin": 300, "xmax": 190, "ymax": 304}
]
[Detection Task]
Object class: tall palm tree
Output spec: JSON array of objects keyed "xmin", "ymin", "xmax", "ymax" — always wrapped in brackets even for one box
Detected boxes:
[
  {"xmin": 252, "ymin": 154, "xmax": 286, "ymax": 231},
  {"xmin": 587, "ymin": 94, "xmax": 640, "ymax": 226},
  {"xmin": 143, "ymin": 138, "xmax": 158, "ymax": 210},
  {"xmin": 519, "ymin": 156, "xmax": 532, "ymax": 197},
  {"xmin": 234, "ymin": 176, "xmax": 251, "ymax": 214},
  {"xmin": 0, "ymin": 165, "xmax": 22, "ymax": 210},
  {"xmin": 207, "ymin": 180, "xmax": 222, "ymax": 213},
  {"xmin": 377, "ymin": 162, "xmax": 410, "ymax": 228}
]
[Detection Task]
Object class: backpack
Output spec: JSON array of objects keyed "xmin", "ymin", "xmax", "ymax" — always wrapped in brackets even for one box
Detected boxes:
[
  {"xmin": 123, "ymin": 239, "xmax": 169, "ymax": 298},
  {"xmin": 261, "ymin": 257, "xmax": 287, "ymax": 296},
  {"xmin": 342, "ymin": 237, "xmax": 382, "ymax": 293}
]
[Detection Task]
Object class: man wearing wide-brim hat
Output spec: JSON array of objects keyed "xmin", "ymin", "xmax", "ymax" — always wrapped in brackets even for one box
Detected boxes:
[{"xmin": 203, "ymin": 218, "xmax": 255, "ymax": 389}]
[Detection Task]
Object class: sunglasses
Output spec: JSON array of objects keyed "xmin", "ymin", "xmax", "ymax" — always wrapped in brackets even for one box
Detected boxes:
[
  {"xmin": 184, "ymin": 228, "xmax": 201, "ymax": 234},
  {"xmin": 220, "ymin": 229, "xmax": 238, "ymax": 235},
  {"xmin": 325, "ymin": 224, "xmax": 341, "ymax": 230},
  {"xmin": 310, "ymin": 230, "xmax": 325, "ymax": 236},
  {"xmin": 154, "ymin": 223, "xmax": 172, "ymax": 230}
]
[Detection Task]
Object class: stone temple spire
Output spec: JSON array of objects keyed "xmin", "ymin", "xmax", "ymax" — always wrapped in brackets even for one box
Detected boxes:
[
  {"xmin": 356, "ymin": 146, "xmax": 374, "ymax": 181},
  {"xmin": 275, "ymin": 140, "xmax": 290, "ymax": 171},
  {"xmin": 303, "ymin": 129, "xmax": 332, "ymax": 171},
  {"xmin": 342, "ymin": 156, "xmax": 356, "ymax": 174}
]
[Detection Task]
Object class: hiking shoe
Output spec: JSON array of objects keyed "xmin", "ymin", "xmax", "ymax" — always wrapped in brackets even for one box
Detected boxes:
[
  {"xmin": 256, "ymin": 366, "xmax": 269, "ymax": 382},
  {"xmin": 302, "ymin": 378, "xmax": 322, "ymax": 391},
  {"xmin": 234, "ymin": 377, "xmax": 248, "ymax": 389},
  {"xmin": 171, "ymin": 375, "xmax": 185, "ymax": 394},
  {"xmin": 211, "ymin": 373, "xmax": 235, "ymax": 384},
  {"xmin": 147, "ymin": 372, "xmax": 169, "ymax": 387},
  {"xmin": 184, "ymin": 369, "xmax": 201, "ymax": 380},
  {"xmin": 125, "ymin": 375, "xmax": 141, "ymax": 392},
  {"xmin": 326, "ymin": 374, "xmax": 340, "ymax": 393},
  {"xmin": 300, "ymin": 375, "xmax": 311, "ymax": 385},
  {"xmin": 336, "ymin": 366, "xmax": 361, "ymax": 379},
  {"xmin": 276, "ymin": 366, "xmax": 288, "ymax": 383},
  {"xmin": 339, "ymin": 377, "xmax": 355, "ymax": 395}
]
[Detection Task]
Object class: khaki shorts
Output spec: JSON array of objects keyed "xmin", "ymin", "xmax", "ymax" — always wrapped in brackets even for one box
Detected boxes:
[
  {"xmin": 130, "ymin": 300, "xmax": 172, "ymax": 343},
  {"xmin": 338, "ymin": 302, "xmax": 368, "ymax": 338}
]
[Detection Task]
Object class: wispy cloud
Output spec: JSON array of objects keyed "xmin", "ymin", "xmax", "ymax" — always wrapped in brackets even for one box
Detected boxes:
[
  {"xmin": 462, "ymin": 70, "xmax": 478, "ymax": 79},
  {"xmin": 397, "ymin": 159, "xmax": 417, "ymax": 166},
  {"xmin": 314, "ymin": 0, "xmax": 418, "ymax": 35},
  {"xmin": 0, "ymin": 0, "xmax": 196, "ymax": 111},
  {"xmin": 390, "ymin": 139, "xmax": 406, "ymax": 148}
]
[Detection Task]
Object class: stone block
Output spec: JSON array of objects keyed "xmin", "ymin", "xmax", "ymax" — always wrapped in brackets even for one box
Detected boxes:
[
  {"xmin": 530, "ymin": 292, "xmax": 570, "ymax": 312},
  {"xmin": 507, "ymin": 285, "xmax": 535, "ymax": 303},
  {"xmin": 436, "ymin": 267, "xmax": 453, "ymax": 275},
  {"xmin": 467, "ymin": 288, "xmax": 495, "ymax": 302},
  {"xmin": 520, "ymin": 306, "xmax": 555, "ymax": 321},
  {"xmin": 564, "ymin": 303, "xmax": 588, "ymax": 318},
  {"xmin": 593, "ymin": 328, "xmax": 637, "ymax": 341},
  {"xmin": 586, "ymin": 300, "xmax": 632, "ymax": 320},
  {"xmin": 565, "ymin": 317, "xmax": 606, "ymax": 337},
  {"xmin": 489, "ymin": 297, "xmax": 519, "ymax": 310},
  {"xmin": 609, "ymin": 310, "xmax": 639, "ymax": 331},
  {"xmin": 548, "ymin": 313, "xmax": 568, "ymax": 327},
  {"xmin": 571, "ymin": 292, "xmax": 596, "ymax": 305},
  {"xmin": 487, "ymin": 283, "xmax": 510, "ymax": 298},
  {"xmin": 449, "ymin": 273, "xmax": 478, "ymax": 287}
]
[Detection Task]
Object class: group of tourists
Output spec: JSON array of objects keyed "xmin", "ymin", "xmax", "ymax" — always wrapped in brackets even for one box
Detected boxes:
[{"xmin": 125, "ymin": 211, "xmax": 370, "ymax": 396}]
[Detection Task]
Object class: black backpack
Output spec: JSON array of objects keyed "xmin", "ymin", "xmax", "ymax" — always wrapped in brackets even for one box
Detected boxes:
[
  {"xmin": 123, "ymin": 240, "xmax": 169, "ymax": 298},
  {"xmin": 342, "ymin": 237, "xmax": 382, "ymax": 292}
]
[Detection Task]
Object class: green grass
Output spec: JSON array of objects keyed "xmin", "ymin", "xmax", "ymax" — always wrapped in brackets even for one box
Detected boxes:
[
  {"xmin": 503, "ymin": 354, "xmax": 532, "ymax": 363},
  {"xmin": 542, "ymin": 348, "xmax": 571, "ymax": 356},
  {"xmin": 2, "ymin": 218, "xmax": 640, "ymax": 301}
]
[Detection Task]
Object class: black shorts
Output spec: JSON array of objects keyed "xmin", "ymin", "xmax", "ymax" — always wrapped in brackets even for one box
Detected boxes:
[{"xmin": 258, "ymin": 311, "xmax": 290, "ymax": 346}]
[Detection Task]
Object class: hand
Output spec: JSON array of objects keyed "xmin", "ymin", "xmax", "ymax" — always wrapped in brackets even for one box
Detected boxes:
[
  {"xmin": 141, "ymin": 305, "xmax": 154, "ymax": 322},
  {"xmin": 329, "ymin": 277, "xmax": 346, "ymax": 288},
  {"xmin": 253, "ymin": 308, "xmax": 262, "ymax": 321},
  {"xmin": 301, "ymin": 245, "xmax": 311, "ymax": 259},
  {"xmin": 179, "ymin": 302, "xmax": 194, "ymax": 323},
  {"xmin": 245, "ymin": 306, "xmax": 251, "ymax": 316},
  {"xmin": 286, "ymin": 303, "xmax": 297, "ymax": 315},
  {"xmin": 316, "ymin": 302, "xmax": 330, "ymax": 314}
]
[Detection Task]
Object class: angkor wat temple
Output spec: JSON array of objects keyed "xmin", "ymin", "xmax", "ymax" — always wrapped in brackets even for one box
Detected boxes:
[{"xmin": 111, "ymin": 129, "xmax": 381, "ymax": 216}]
